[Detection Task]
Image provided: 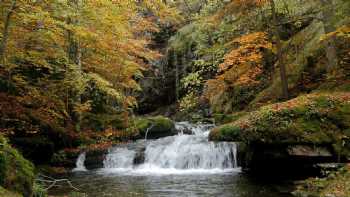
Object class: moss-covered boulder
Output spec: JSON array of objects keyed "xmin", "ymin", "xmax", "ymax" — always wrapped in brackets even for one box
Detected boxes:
[
  {"xmin": 211, "ymin": 92, "xmax": 350, "ymax": 149},
  {"xmin": 213, "ymin": 112, "xmax": 248, "ymax": 125},
  {"xmin": 210, "ymin": 93, "xmax": 350, "ymax": 175},
  {"xmin": 0, "ymin": 136, "xmax": 35, "ymax": 197},
  {"xmin": 135, "ymin": 116, "xmax": 176, "ymax": 139}
]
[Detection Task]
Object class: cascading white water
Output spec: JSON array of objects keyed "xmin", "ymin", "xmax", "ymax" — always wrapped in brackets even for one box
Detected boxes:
[
  {"xmin": 72, "ymin": 152, "xmax": 87, "ymax": 172},
  {"xmin": 102, "ymin": 122, "xmax": 238, "ymax": 174},
  {"xmin": 103, "ymin": 147, "xmax": 136, "ymax": 169}
]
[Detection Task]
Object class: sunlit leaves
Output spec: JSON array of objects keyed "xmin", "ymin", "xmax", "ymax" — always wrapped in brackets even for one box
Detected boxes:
[
  {"xmin": 0, "ymin": 0, "xmax": 181, "ymax": 132},
  {"xmin": 179, "ymin": 91, "xmax": 199, "ymax": 112},
  {"xmin": 181, "ymin": 72, "xmax": 203, "ymax": 90},
  {"xmin": 204, "ymin": 32, "xmax": 272, "ymax": 112}
]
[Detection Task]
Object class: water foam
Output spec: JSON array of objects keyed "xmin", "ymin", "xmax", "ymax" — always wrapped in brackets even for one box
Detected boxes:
[
  {"xmin": 72, "ymin": 152, "xmax": 87, "ymax": 172},
  {"xmin": 102, "ymin": 122, "xmax": 239, "ymax": 175}
]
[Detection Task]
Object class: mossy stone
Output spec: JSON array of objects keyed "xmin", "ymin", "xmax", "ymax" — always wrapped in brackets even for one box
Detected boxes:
[
  {"xmin": 210, "ymin": 93, "xmax": 350, "ymax": 159},
  {"xmin": 0, "ymin": 136, "xmax": 35, "ymax": 197},
  {"xmin": 134, "ymin": 116, "xmax": 175, "ymax": 139}
]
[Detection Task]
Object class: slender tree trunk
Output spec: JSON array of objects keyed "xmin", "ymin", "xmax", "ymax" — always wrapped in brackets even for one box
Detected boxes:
[
  {"xmin": 175, "ymin": 52, "xmax": 179, "ymax": 103},
  {"xmin": 269, "ymin": 0, "xmax": 289, "ymax": 100},
  {"xmin": 320, "ymin": 0, "xmax": 338, "ymax": 71},
  {"xmin": 0, "ymin": 0, "xmax": 17, "ymax": 65},
  {"xmin": 67, "ymin": 0, "xmax": 83, "ymax": 131}
]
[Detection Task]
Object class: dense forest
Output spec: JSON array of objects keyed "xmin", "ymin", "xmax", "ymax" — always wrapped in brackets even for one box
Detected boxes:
[{"xmin": 0, "ymin": 0, "xmax": 349, "ymax": 196}]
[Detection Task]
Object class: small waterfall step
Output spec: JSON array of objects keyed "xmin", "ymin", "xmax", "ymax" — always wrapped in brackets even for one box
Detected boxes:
[
  {"xmin": 102, "ymin": 122, "xmax": 238, "ymax": 173},
  {"xmin": 72, "ymin": 152, "xmax": 87, "ymax": 172}
]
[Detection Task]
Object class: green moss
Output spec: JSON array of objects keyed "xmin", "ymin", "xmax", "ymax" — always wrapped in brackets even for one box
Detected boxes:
[
  {"xmin": 134, "ymin": 116, "xmax": 175, "ymax": 138},
  {"xmin": 152, "ymin": 116, "xmax": 174, "ymax": 130},
  {"xmin": 293, "ymin": 166, "xmax": 350, "ymax": 197},
  {"xmin": 214, "ymin": 112, "xmax": 247, "ymax": 125},
  {"xmin": 220, "ymin": 125, "xmax": 241, "ymax": 141},
  {"xmin": 210, "ymin": 93, "xmax": 350, "ymax": 157},
  {"xmin": 296, "ymin": 118, "xmax": 320, "ymax": 132},
  {"xmin": 339, "ymin": 103, "xmax": 350, "ymax": 114},
  {"xmin": 0, "ymin": 136, "xmax": 35, "ymax": 197},
  {"xmin": 135, "ymin": 118, "xmax": 151, "ymax": 132},
  {"xmin": 0, "ymin": 186, "xmax": 22, "ymax": 197}
]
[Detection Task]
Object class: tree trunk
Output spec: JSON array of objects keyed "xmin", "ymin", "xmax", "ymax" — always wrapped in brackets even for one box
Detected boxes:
[
  {"xmin": 67, "ymin": 0, "xmax": 83, "ymax": 132},
  {"xmin": 0, "ymin": 0, "xmax": 17, "ymax": 65},
  {"xmin": 175, "ymin": 52, "xmax": 179, "ymax": 103},
  {"xmin": 269, "ymin": 0, "xmax": 289, "ymax": 100},
  {"xmin": 320, "ymin": 0, "xmax": 338, "ymax": 71}
]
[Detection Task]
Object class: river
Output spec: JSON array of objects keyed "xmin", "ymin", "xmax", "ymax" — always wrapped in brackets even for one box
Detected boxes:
[{"xmin": 51, "ymin": 122, "xmax": 293, "ymax": 197}]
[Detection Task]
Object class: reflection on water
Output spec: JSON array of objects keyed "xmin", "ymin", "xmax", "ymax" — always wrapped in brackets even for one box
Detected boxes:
[{"xmin": 50, "ymin": 170, "xmax": 293, "ymax": 197}]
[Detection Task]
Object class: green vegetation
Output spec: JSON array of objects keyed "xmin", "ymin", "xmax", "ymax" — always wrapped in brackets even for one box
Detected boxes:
[
  {"xmin": 294, "ymin": 166, "xmax": 350, "ymax": 197},
  {"xmin": 0, "ymin": 0, "xmax": 349, "ymax": 195},
  {"xmin": 0, "ymin": 136, "xmax": 35, "ymax": 197},
  {"xmin": 0, "ymin": 0, "xmax": 181, "ymax": 164},
  {"xmin": 214, "ymin": 112, "xmax": 248, "ymax": 125},
  {"xmin": 0, "ymin": 186, "xmax": 21, "ymax": 197},
  {"xmin": 210, "ymin": 93, "xmax": 350, "ymax": 154},
  {"xmin": 135, "ymin": 116, "xmax": 175, "ymax": 138},
  {"xmin": 32, "ymin": 182, "xmax": 47, "ymax": 197},
  {"xmin": 167, "ymin": 0, "xmax": 350, "ymax": 115}
]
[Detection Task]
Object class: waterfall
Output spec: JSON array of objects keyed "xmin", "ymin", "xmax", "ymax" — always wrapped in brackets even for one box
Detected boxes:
[
  {"xmin": 72, "ymin": 152, "xmax": 87, "ymax": 172},
  {"xmin": 102, "ymin": 122, "xmax": 238, "ymax": 174},
  {"xmin": 103, "ymin": 147, "xmax": 136, "ymax": 169},
  {"xmin": 144, "ymin": 124, "xmax": 155, "ymax": 141}
]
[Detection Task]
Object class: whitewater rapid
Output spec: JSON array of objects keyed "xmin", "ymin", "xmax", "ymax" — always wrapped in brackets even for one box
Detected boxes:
[{"xmin": 97, "ymin": 122, "xmax": 239, "ymax": 175}]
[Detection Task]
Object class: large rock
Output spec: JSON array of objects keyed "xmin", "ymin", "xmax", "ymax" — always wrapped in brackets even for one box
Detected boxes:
[
  {"xmin": 133, "ymin": 147, "xmax": 146, "ymax": 165},
  {"xmin": 84, "ymin": 148, "xmax": 109, "ymax": 170},
  {"xmin": 135, "ymin": 116, "xmax": 176, "ymax": 139},
  {"xmin": 51, "ymin": 146, "xmax": 109, "ymax": 170},
  {"xmin": 238, "ymin": 143, "xmax": 337, "ymax": 177},
  {"xmin": 210, "ymin": 93, "xmax": 350, "ymax": 176},
  {"xmin": 287, "ymin": 145, "xmax": 332, "ymax": 157}
]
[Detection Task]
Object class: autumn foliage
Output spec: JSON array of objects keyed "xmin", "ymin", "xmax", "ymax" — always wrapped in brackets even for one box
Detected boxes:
[
  {"xmin": 204, "ymin": 32, "xmax": 272, "ymax": 112},
  {"xmin": 0, "ymin": 0, "xmax": 181, "ymax": 157},
  {"xmin": 212, "ymin": 0, "xmax": 267, "ymax": 20}
]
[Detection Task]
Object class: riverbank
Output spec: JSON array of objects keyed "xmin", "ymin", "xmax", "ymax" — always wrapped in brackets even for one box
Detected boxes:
[{"xmin": 294, "ymin": 164, "xmax": 350, "ymax": 197}]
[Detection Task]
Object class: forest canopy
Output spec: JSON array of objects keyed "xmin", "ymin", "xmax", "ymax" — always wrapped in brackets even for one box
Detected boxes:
[
  {"xmin": 0, "ymin": 0, "xmax": 181, "ymax": 135},
  {"xmin": 0, "ymin": 0, "xmax": 350, "ymax": 196}
]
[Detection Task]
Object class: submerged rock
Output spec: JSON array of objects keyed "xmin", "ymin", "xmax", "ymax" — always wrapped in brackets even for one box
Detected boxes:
[
  {"xmin": 52, "ymin": 146, "xmax": 110, "ymax": 170},
  {"xmin": 133, "ymin": 147, "xmax": 145, "ymax": 165},
  {"xmin": 84, "ymin": 148, "xmax": 108, "ymax": 170}
]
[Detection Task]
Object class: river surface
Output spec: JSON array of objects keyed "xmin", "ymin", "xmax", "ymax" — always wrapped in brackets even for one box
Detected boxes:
[{"xmin": 51, "ymin": 122, "xmax": 293, "ymax": 197}]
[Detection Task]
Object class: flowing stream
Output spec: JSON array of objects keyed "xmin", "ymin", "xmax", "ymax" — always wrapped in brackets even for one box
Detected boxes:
[
  {"xmin": 102, "ymin": 122, "xmax": 237, "ymax": 174},
  {"xmin": 72, "ymin": 152, "xmax": 87, "ymax": 172},
  {"xmin": 51, "ymin": 122, "xmax": 293, "ymax": 197}
]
